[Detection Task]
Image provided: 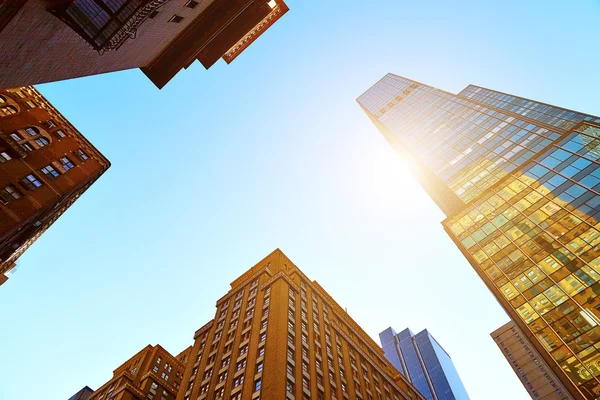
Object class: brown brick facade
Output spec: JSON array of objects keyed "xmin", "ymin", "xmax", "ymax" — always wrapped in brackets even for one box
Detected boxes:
[
  {"xmin": 76, "ymin": 250, "xmax": 426, "ymax": 400},
  {"xmin": 0, "ymin": 86, "xmax": 109, "ymax": 284},
  {"xmin": 89, "ymin": 345, "xmax": 187, "ymax": 400},
  {"xmin": 177, "ymin": 249, "xmax": 426, "ymax": 400}
]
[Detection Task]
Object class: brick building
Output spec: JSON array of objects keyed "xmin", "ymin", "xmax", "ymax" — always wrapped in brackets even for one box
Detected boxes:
[
  {"xmin": 0, "ymin": 86, "xmax": 110, "ymax": 285},
  {"xmin": 77, "ymin": 250, "xmax": 426, "ymax": 400},
  {"xmin": 177, "ymin": 249, "xmax": 425, "ymax": 400},
  {"xmin": 0, "ymin": 0, "xmax": 289, "ymax": 89},
  {"xmin": 88, "ymin": 345, "xmax": 190, "ymax": 400}
]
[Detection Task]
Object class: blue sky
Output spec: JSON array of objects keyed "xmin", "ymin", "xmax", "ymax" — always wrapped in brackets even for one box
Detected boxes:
[{"xmin": 1, "ymin": 1, "xmax": 599, "ymax": 399}]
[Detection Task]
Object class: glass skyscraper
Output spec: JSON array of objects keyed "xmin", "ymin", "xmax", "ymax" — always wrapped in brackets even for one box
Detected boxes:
[
  {"xmin": 358, "ymin": 74, "xmax": 600, "ymax": 399},
  {"xmin": 380, "ymin": 327, "xmax": 470, "ymax": 400}
]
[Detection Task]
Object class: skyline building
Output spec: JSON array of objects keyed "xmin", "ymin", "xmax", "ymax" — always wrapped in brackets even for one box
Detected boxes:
[
  {"xmin": 87, "ymin": 344, "xmax": 191, "ymax": 400},
  {"xmin": 176, "ymin": 249, "xmax": 425, "ymax": 400},
  {"xmin": 358, "ymin": 73, "xmax": 600, "ymax": 399},
  {"xmin": 78, "ymin": 250, "xmax": 426, "ymax": 400},
  {"xmin": 0, "ymin": 86, "xmax": 110, "ymax": 285},
  {"xmin": 0, "ymin": 0, "xmax": 289, "ymax": 89},
  {"xmin": 379, "ymin": 327, "xmax": 470, "ymax": 400},
  {"xmin": 492, "ymin": 320, "xmax": 571, "ymax": 400}
]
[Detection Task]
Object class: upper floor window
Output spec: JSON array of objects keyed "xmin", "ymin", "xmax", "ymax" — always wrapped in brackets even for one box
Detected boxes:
[
  {"xmin": 168, "ymin": 15, "xmax": 184, "ymax": 23},
  {"xmin": 0, "ymin": 185, "xmax": 21, "ymax": 204},
  {"xmin": 41, "ymin": 165, "xmax": 60, "ymax": 178},
  {"xmin": 75, "ymin": 149, "xmax": 89, "ymax": 161},
  {"xmin": 0, "ymin": 95, "xmax": 19, "ymax": 116},
  {"xmin": 0, "ymin": 151, "xmax": 11, "ymax": 162},
  {"xmin": 60, "ymin": 157, "xmax": 75, "ymax": 171},
  {"xmin": 25, "ymin": 127, "xmax": 39, "ymax": 136},
  {"xmin": 20, "ymin": 174, "xmax": 43, "ymax": 190},
  {"xmin": 34, "ymin": 137, "xmax": 49, "ymax": 148},
  {"xmin": 0, "ymin": 105, "xmax": 17, "ymax": 116}
]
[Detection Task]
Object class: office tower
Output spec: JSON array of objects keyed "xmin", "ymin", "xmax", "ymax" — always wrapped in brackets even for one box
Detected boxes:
[
  {"xmin": 69, "ymin": 386, "xmax": 94, "ymax": 400},
  {"xmin": 177, "ymin": 249, "xmax": 425, "ymax": 400},
  {"xmin": 0, "ymin": 86, "xmax": 110, "ymax": 285},
  {"xmin": 492, "ymin": 321, "xmax": 571, "ymax": 400},
  {"xmin": 358, "ymin": 73, "xmax": 600, "ymax": 399},
  {"xmin": 0, "ymin": 0, "xmax": 289, "ymax": 89},
  {"xmin": 88, "ymin": 345, "xmax": 188, "ymax": 400},
  {"xmin": 379, "ymin": 327, "xmax": 470, "ymax": 400}
]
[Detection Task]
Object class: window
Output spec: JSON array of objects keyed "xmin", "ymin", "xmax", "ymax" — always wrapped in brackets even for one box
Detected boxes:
[
  {"xmin": 0, "ymin": 105, "xmax": 17, "ymax": 116},
  {"xmin": 25, "ymin": 101, "xmax": 36, "ymax": 108},
  {"xmin": 20, "ymin": 174, "xmax": 42, "ymax": 190},
  {"xmin": 153, "ymin": 366, "xmax": 159, "ymax": 373},
  {"xmin": 0, "ymin": 151, "xmax": 11, "ymax": 162},
  {"xmin": 60, "ymin": 157, "xmax": 75, "ymax": 170},
  {"xmin": 256, "ymin": 362, "xmax": 263, "ymax": 373},
  {"xmin": 34, "ymin": 137, "xmax": 49, "ymax": 147},
  {"xmin": 169, "ymin": 15, "xmax": 184, "ymax": 23},
  {"xmin": 254, "ymin": 379, "xmax": 262, "ymax": 391},
  {"xmin": 25, "ymin": 127, "xmax": 38, "ymax": 136},
  {"xmin": 21, "ymin": 142, "xmax": 33, "ymax": 152},
  {"xmin": 258, "ymin": 347, "xmax": 265, "ymax": 358},
  {"xmin": 56, "ymin": 130, "xmax": 66, "ymax": 138},
  {"xmin": 44, "ymin": 120, "xmax": 56, "ymax": 129},
  {"xmin": 10, "ymin": 132, "xmax": 22, "ymax": 141},
  {"xmin": 185, "ymin": 0, "xmax": 199, "ymax": 8},
  {"xmin": 286, "ymin": 379, "xmax": 294, "ymax": 393},
  {"xmin": 41, "ymin": 165, "xmax": 60, "ymax": 178},
  {"xmin": 220, "ymin": 356, "xmax": 230, "ymax": 368},
  {"xmin": 0, "ymin": 185, "xmax": 21, "ymax": 204},
  {"xmin": 236, "ymin": 359, "xmax": 246, "ymax": 371},
  {"xmin": 233, "ymin": 375, "xmax": 244, "ymax": 387}
]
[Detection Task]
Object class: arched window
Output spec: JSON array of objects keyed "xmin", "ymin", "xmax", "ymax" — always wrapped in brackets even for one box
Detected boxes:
[
  {"xmin": 9, "ymin": 126, "xmax": 51, "ymax": 153},
  {"xmin": 0, "ymin": 105, "xmax": 17, "ymax": 117},
  {"xmin": 34, "ymin": 137, "xmax": 49, "ymax": 147},
  {"xmin": 24, "ymin": 127, "xmax": 39, "ymax": 136},
  {"xmin": 0, "ymin": 94, "xmax": 20, "ymax": 117}
]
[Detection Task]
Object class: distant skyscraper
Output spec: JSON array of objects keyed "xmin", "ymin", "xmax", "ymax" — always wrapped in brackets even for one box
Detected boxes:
[
  {"xmin": 68, "ymin": 386, "xmax": 94, "ymax": 400},
  {"xmin": 0, "ymin": 0, "xmax": 289, "ymax": 89},
  {"xmin": 358, "ymin": 73, "xmax": 600, "ymax": 399},
  {"xmin": 492, "ymin": 321, "xmax": 571, "ymax": 400},
  {"xmin": 0, "ymin": 86, "xmax": 110, "ymax": 285},
  {"xmin": 87, "ymin": 344, "xmax": 190, "ymax": 400},
  {"xmin": 379, "ymin": 327, "xmax": 470, "ymax": 400}
]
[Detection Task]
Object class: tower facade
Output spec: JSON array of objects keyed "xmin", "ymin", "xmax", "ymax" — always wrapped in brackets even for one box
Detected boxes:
[
  {"xmin": 76, "ymin": 250, "xmax": 426, "ymax": 400},
  {"xmin": 0, "ymin": 0, "xmax": 289, "ymax": 89},
  {"xmin": 358, "ymin": 74, "xmax": 600, "ymax": 399},
  {"xmin": 492, "ymin": 321, "xmax": 571, "ymax": 400},
  {"xmin": 177, "ymin": 249, "xmax": 425, "ymax": 400},
  {"xmin": 88, "ymin": 345, "xmax": 189, "ymax": 400},
  {"xmin": 379, "ymin": 327, "xmax": 470, "ymax": 400},
  {"xmin": 0, "ymin": 86, "xmax": 109, "ymax": 285}
]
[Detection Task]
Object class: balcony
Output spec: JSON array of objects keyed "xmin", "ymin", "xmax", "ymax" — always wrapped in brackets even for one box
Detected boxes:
[{"xmin": 48, "ymin": 0, "xmax": 169, "ymax": 52}]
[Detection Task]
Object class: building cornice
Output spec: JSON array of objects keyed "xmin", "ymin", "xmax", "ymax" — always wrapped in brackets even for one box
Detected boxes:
[{"xmin": 222, "ymin": 1, "xmax": 289, "ymax": 63}]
